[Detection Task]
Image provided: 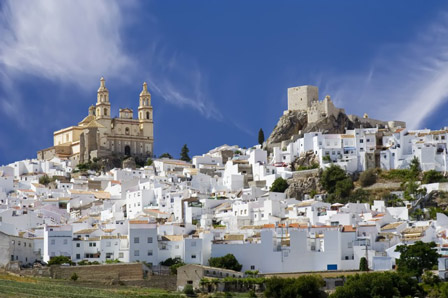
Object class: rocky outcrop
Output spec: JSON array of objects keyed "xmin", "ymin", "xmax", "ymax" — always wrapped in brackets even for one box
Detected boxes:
[
  {"xmin": 292, "ymin": 150, "xmax": 320, "ymax": 170},
  {"xmin": 122, "ymin": 157, "xmax": 137, "ymax": 169},
  {"xmin": 285, "ymin": 170, "xmax": 322, "ymax": 199},
  {"xmin": 267, "ymin": 111, "xmax": 307, "ymax": 145},
  {"xmin": 266, "ymin": 110, "xmax": 385, "ymax": 149}
]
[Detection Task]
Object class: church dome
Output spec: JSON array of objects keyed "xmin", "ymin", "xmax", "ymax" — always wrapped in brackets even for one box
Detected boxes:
[{"xmin": 78, "ymin": 115, "xmax": 95, "ymax": 126}]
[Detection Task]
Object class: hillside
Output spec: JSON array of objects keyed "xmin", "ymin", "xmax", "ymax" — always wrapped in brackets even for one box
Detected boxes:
[{"xmin": 266, "ymin": 110, "xmax": 388, "ymax": 147}]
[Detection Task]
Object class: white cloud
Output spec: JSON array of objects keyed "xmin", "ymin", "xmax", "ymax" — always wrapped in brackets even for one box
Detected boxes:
[
  {"xmin": 320, "ymin": 12, "xmax": 448, "ymax": 129},
  {"xmin": 0, "ymin": 0, "xmax": 132, "ymax": 87},
  {"xmin": 0, "ymin": 0, "xmax": 222, "ymax": 122}
]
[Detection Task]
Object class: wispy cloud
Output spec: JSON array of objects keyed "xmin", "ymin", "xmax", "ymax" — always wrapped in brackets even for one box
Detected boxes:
[
  {"xmin": 0, "ymin": 0, "xmax": 221, "ymax": 123},
  {"xmin": 145, "ymin": 46, "xmax": 223, "ymax": 121},
  {"xmin": 0, "ymin": 0, "xmax": 133, "ymax": 123},
  {"xmin": 0, "ymin": 0, "xmax": 132, "ymax": 85},
  {"xmin": 320, "ymin": 12, "xmax": 448, "ymax": 129}
]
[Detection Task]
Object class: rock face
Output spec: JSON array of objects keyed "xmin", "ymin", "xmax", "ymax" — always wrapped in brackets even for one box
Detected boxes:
[
  {"xmin": 266, "ymin": 110, "xmax": 380, "ymax": 148},
  {"xmin": 122, "ymin": 157, "xmax": 137, "ymax": 169},
  {"xmin": 292, "ymin": 150, "xmax": 320, "ymax": 170},
  {"xmin": 267, "ymin": 111, "xmax": 307, "ymax": 145},
  {"xmin": 285, "ymin": 169, "xmax": 322, "ymax": 199}
]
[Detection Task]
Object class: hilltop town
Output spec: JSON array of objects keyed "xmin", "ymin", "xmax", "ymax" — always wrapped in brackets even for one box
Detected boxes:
[{"xmin": 2, "ymin": 81, "xmax": 448, "ymax": 294}]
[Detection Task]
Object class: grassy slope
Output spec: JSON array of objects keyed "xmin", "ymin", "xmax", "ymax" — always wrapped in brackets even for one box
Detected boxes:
[{"xmin": 0, "ymin": 273, "xmax": 182, "ymax": 298}]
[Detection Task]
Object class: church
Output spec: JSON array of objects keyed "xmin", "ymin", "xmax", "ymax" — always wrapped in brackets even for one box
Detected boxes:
[{"xmin": 37, "ymin": 78, "xmax": 154, "ymax": 165}]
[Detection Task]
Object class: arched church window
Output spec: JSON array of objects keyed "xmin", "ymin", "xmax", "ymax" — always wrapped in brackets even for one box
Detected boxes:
[
  {"xmin": 125, "ymin": 127, "xmax": 130, "ymax": 135},
  {"xmin": 104, "ymin": 108, "xmax": 107, "ymax": 116},
  {"xmin": 146, "ymin": 112, "xmax": 150, "ymax": 120}
]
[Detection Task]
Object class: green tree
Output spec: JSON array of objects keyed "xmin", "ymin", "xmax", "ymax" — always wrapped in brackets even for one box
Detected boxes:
[
  {"xmin": 180, "ymin": 144, "xmax": 191, "ymax": 162},
  {"xmin": 330, "ymin": 272, "xmax": 421, "ymax": 298},
  {"xmin": 146, "ymin": 158, "xmax": 153, "ymax": 166},
  {"xmin": 264, "ymin": 275, "xmax": 326, "ymax": 298},
  {"xmin": 270, "ymin": 177, "xmax": 289, "ymax": 193},
  {"xmin": 258, "ymin": 128, "xmax": 265, "ymax": 145},
  {"xmin": 395, "ymin": 241, "xmax": 439, "ymax": 278},
  {"xmin": 359, "ymin": 257, "xmax": 368, "ymax": 271},
  {"xmin": 39, "ymin": 174, "xmax": 51, "ymax": 186},
  {"xmin": 410, "ymin": 156, "xmax": 421, "ymax": 179},
  {"xmin": 208, "ymin": 254, "xmax": 242, "ymax": 271},
  {"xmin": 321, "ymin": 164, "xmax": 353, "ymax": 195},
  {"xmin": 159, "ymin": 152, "xmax": 172, "ymax": 159},
  {"xmin": 170, "ymin": 262, "xmax": 186, "ymax": 275},
  {"xmin": 359, "ymin": 169, "xmax": 377, "ymax": 187},
  {"xmin": 160, "ymin": 257, "xmax": 183, "ymax": 267},
  {"xmin": 422, "ymin": 170, "xmax": 447, "ymax": 184}
]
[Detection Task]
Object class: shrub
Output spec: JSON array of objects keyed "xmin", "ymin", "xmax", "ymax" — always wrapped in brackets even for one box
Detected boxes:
[
  {"xmin": 170, "ymin": 262, "xmax": 186, "ymax": 275},
  {"xmin": 183, "ymin": 284, "xmax": 196, "ymax": 296},
  {"xmin": 321, "ymin": 164, "xmax": 353, "ymax": 199},
  {"xmin": 209, "ymin": 254, "xmax": 242, "ymax": 272},
  {"xmin": 359, "ymin": 169, "xmax": 377, "ymax": 187},
  {"xmin": 48, "ymin": 256, "xmax": 72, "ymax": 266},
  {"xmin": 422, "ymin": 170, "xmax": 448, "ymax": 184},
  {"xmin": 159, "ymin": 153, "xmax": 172, "ymax": 159},
  {"xmin": 270, "ymin": 177, "xmax": 289, "ymax": 193},
  {"xmin": 160, "ymin": 257, "xmax": 183, "ymax": 267},
  {"xmin": 39, "ymin": 174, "xmax": 52, "ymax": 186},
  {"xmin": 70, "ymin": 272, "xmax": 78, "ymax": 281},
  {"xmin": 105, "ymin": 259, "xmax": 121, "ymax": 264}
]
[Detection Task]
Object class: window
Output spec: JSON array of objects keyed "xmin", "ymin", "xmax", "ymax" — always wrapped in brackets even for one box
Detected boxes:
[
  {"xmin": 18, "ymin": 241, "xmax": 21, "ymax": 246},
  {"xmin": 146, "ymin": 112, "xmax": 150, "ymax": 120},
  {"xmin": 134, "ymin": 237, "xmax": 139, "ymax": 244},
  {"xmin": 134, "ymin": 250, "xmax": 139, "ymax": 257},
  {"xmin": 360, "ymin": 139, "xmax": 364, "ymax": 143},
  {"xmin": 76, "ymin": 254, "xmax": 80, "ymax": 259},
  {"xmin": 63, "ymin": 239, "xmax": 68, "ymax": 245},
  {"xmin": 191, "ymin": 254, "xmax": 196, "ymax": 259},
  {"xmin": 104, "ymin": 108, "xmax": 107, "ymax": 116},
  {"xmin": 148, "ymin": 250, "xmax": 153, "ymax": 256},
  {"xmin": 250, "ymin": 265, "xmax": 255, "ymax": 270},
  {"xmin": 147, "ymin": 237, "xmax": 153, "ymax": 243},
  {"xmin": 89, "ymin": 242, "xmax": 96, "ymax": 247},
  {"xmin": 119, "ymin": 253, "xmax": 124, "ymax": 258},
  {"xmin": 76, "ymin": 243, "xmax": 80, "ymax": 247}
]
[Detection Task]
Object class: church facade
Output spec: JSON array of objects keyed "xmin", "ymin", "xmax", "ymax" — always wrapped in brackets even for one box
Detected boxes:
[{"xmin": 37, "ymin": 78, "xmax": 154, "ymax": 164}]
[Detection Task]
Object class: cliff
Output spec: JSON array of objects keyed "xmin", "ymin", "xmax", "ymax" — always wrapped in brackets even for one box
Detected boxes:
[{"xmin": 266, "ymin": 110, "xmax": 386, "ymax": 148}]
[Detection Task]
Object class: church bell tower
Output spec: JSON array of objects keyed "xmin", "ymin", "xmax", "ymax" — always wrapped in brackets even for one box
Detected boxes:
[
  {"xmin": 138, "ymin": 82, "xmax": 154, "ymax": 155},
  {"xmin": 95, "ymin": 77, "xmax": 111, "ymax": 121}
]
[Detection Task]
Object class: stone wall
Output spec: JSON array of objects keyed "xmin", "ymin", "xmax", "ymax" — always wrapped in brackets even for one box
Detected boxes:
[
  {"xmin": 50, "ymin": 263, "xmax": 143, "ymax": 281},
  {"xmin": 124, "ymin": 275, "xmax": 177, "ymax": 291}
]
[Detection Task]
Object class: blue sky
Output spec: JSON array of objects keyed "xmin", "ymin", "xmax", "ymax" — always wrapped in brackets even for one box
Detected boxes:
[{"xmin": 1, "ymin": 0, "xmax": 448, "ymax": 165}]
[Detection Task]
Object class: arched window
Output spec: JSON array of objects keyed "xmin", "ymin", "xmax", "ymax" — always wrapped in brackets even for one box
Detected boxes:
[
  {"xmin": 125, "ymin": 127, "xmax": 130, "ymax": 135},
  {"xmin": 146, "ymin": 112, "xmax": 150, "ymax": 120},
  {"xmin": 104, "ymin": 108, "xmax": 107, "ymax": 116}
]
